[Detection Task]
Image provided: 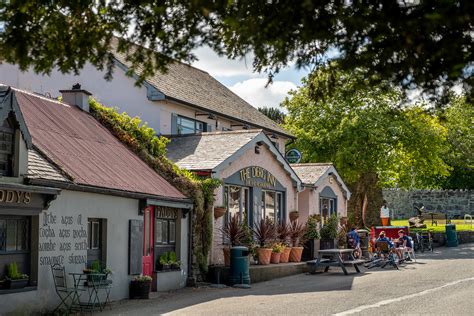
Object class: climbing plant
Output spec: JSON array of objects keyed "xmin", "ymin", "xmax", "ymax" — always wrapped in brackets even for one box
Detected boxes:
[{"xmin": 89, "ymin": 98, "xmax": 221, "ymax": 280}]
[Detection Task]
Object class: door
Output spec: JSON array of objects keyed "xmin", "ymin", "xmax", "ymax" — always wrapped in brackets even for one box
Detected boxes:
[{"xmin": 142, "ymin": 206, "xmax": 154, "ymax": 276}]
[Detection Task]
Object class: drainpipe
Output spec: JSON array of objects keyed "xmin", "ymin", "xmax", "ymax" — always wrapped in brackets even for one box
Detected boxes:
[{"xmin": 186, "ymin": 208, "xmax": 194, "ymax": 286}]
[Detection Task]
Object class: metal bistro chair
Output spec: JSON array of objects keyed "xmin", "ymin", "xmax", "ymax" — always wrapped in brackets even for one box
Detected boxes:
[
  {"xmin": 403, "ymin": 236, "xmax": 416, "ymax": 262},
  {"xmin": 376, "ymin": 241, "xmax": 399, "ymax": 270},
  {"xmin": 51, "ymin": 264, "xmax": 82, "ymax": 314}
]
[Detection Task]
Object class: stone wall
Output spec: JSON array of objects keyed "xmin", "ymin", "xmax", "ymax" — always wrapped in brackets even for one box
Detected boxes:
[{"xmin": 383, "ymin": 189, "xmax": 474, "ymax": 219}]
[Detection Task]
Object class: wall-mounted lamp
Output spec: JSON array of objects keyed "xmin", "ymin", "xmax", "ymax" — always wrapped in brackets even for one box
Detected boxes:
[{"xmin": 271, "ymin": 133, "xmax": 278, "ymax": 139}]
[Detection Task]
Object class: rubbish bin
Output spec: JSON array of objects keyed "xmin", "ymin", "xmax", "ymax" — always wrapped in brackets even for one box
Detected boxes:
[
  {"xmin": 229, "ymin": 246, "xmax": 251, "ymax": 285},
  {"xmin": 357, "ymin": 229, "xmax": 370, "ymax": 258},
  {"xmin": 446, "ymin": 224, "xmax": 458, "ymax": 247}
]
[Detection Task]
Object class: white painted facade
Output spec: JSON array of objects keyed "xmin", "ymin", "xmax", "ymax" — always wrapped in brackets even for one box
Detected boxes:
[{"xmin": 0, "ymin": 63, "xmax": 288, "ymax": 151}]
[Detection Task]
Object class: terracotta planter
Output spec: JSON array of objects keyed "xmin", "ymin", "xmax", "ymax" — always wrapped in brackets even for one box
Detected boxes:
[
  {"xmin": 279, "ymin": 247, "xmax": 291, "ymax": 263},
  {"xmin": 223, "ymin": 247, "xmax": 231, "ymax": 266},
  {"xmin": 256, "ymin": 248, "xmax": 272, "ymax": 265},
  {"xmin": 270, "ymin": 252, "xmax": 281, "ymax": 264},
  {"xmin": 289, "ymin": 247, "xmax": 304, "ymax": 262},
  {"xmin": 214, "ymin": 207, "xmax": 227, "ymax": 220},
  {"xmin": 289, "ymin": 211, "xmax": 299, "ymax": 222}
]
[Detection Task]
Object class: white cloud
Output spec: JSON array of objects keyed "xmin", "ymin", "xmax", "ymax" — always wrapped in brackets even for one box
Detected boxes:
[
  {"xmin": 229, "ymin": 78, "xmax": 297, "ymax": 109},
  {"xmin": 193, "ymin": 46, "xmax": 259, "ymax": 78}
]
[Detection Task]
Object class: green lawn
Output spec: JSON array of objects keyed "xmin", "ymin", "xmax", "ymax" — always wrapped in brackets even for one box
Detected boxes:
[{"xmin": 391, "ymin": 219, "xmax": 474, "ymax": 233}]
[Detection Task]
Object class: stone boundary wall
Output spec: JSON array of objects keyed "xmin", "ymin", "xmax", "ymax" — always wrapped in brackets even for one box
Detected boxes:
[{"xmin": 383, "ymin": 189, "xmax": 474, "ymax": 219}]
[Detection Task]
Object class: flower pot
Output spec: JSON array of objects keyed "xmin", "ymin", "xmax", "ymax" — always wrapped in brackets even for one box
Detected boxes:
[
  {"xmin": 129, "ymin": 280, "xmax": 151, "ymax": 299},
  {"xmin": 214, "ymin": 207, "xmax": 227, "ymax": 220},
  {"xmin": 270, "ymin": 252, "xmax": 281, "ymax": 264},
  {"xmin": 289, "ymin": 211, "xmax": 299, "ymax": 222},
  {"xmin": 289, "ymin": 247, "xmax": 304, "ymax": 262},
  {"xmin": 4, "ymin": 278, "xmax": 29, "ymax": 290},
  {"xmin": 223, "ymin": 247, "xmax": 231, "ymax": 267},
  {"xmin": 256, "ymin": 248, "xmax": 272, "ymax": 265},
  {"xmin": 279, "ymin": 247, "xmax": 291, "ymax": 263}
]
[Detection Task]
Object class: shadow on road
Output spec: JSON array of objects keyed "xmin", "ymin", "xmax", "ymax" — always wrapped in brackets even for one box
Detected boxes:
[{"xmin": 104, "ymin": 243, "xmax": 474, "ymax": 315}]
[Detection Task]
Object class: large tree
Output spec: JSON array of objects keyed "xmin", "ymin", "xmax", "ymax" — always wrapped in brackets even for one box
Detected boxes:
[
  {"xmin": 0, "ymin": 1, "xmax": 472, "ymax": 99},
  {"xmin": 258, "ymin": 107, "xmax": 286, "ymax": 125},
  {"xmin": 439, "ymin": 96, "xmax": 474, "ymax": 189},
  {"xmin": 283, "ymin": 67, "xmax": 450, "ymax": 226}
]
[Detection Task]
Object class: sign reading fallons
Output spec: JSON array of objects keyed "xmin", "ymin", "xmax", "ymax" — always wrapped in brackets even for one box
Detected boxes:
[{"xmin": 285, "ymin": 149, "xmax": 302, "ymax": 164}]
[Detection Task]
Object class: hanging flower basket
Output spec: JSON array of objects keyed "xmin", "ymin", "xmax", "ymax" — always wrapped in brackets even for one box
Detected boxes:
[
  {"xmin": 289, "ymin": 211, "xmax": 299, "ymax": 222},
  {"xmin": 214, "ymin": 206, "xmax": 227, "ymax": 220}
]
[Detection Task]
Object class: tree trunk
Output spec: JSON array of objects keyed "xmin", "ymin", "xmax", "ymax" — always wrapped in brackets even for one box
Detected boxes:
[{"xmin": 347, "ymin": 172, "xmax": 384, "ymax": 228}]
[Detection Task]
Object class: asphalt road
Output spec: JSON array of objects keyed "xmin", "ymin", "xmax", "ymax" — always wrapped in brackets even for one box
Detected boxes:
[{"xmin": 103, "ymin": 243, "xmax": 474, "ymax": 316}]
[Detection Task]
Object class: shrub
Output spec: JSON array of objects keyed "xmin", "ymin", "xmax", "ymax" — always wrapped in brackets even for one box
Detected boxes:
[{"xmin": 320, "ymin": 214, "xmax": 339, "ymax": 240}]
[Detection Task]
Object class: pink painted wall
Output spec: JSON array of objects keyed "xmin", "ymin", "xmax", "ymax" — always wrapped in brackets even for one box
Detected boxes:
[{"xmin": 211, "ymin": 144, "xmax": 298, "ymax": 265}]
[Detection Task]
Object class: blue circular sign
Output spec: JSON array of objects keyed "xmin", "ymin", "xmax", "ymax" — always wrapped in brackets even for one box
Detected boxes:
[{"xmin": 285, "ymin": 149, "xmax": 302, "ymax": 164}]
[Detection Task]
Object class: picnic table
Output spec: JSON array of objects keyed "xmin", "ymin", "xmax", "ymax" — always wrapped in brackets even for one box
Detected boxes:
[{"xmin": 307, "ymin": 249, "xmax": 365, "ymax": 275}]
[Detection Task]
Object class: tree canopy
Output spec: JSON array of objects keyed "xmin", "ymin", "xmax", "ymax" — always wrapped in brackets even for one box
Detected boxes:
[
  {"xmin": 0, "ymin": 1, "xmax": 472, "ymax": 100},
  {"xmin": 283, "ymin": 67, "xmax": 450, "ymax": 190},
  {"xmin": 283, "ymin": 66, "xmax": 453, "ymax": 226},
  {"xmin": 258, "ymin": 107, "xmax": 286, "ymax": 125}
]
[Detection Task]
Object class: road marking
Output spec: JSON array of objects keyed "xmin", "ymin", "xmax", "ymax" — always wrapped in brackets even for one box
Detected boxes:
[{"xmin": 334, "ymin": 276, "xmax": 474, "ymax": 316}]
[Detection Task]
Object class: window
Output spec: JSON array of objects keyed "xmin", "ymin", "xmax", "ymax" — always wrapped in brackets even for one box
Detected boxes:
[
  {"xmin": 176, "ymin": 115, "xmax": 207, "ymax": 135},
  {"xmin": 88, "ymin": 219, "xmax": 101, "ymax": 250},
  {"xmin": 87, "ymin": 218, "xmax": 106, "ymax": 266},
  {"xmin": 261, "ymin": 191, "xmax": 283, "ymax": 223},
  {"xmin": 224, "ymin": 185, "xmax": 249, "ymax": 224},
  {"xmin": 0, "ymin": 118, "xmax": 15, "ymax": 177},
  {"xmin": 0, "ymin": 217, "xmax": 29, "ymax": 252},
  {"xmin": 155, "ymin": 219, "xmax": 176, "ymax": 245}
]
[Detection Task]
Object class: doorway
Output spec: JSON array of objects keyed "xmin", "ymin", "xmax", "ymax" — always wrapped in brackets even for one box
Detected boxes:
[{"xmin": 142, "ymin": 206, "xmax": 154, "ymax": 276}]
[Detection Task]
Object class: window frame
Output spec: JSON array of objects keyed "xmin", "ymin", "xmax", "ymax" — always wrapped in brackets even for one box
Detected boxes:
[
  {"xmin": 176, "ymin": 115, "xmax": 208, "ymax": 135},
  {"xmin": 154, "ymin": 218, "xmax": 176, "ymax": 246},
  {"xmin": 0, "ymin": 215, "xmax": 30, "ymax": 254}
]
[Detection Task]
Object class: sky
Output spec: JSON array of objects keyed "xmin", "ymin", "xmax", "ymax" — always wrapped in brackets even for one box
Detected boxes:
[{"xmin": 191, "ymin": 46, "xmax": 310, "ymax": 109}]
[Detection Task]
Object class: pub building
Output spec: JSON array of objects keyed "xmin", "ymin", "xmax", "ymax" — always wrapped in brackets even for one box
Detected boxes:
[
  {"xmin": 0, "ymin": 85, "xmax": 192, "ymax": 314},
  {"xmin": 166, "ymin": 129, "xmax": 303, "ymax": 265},
  {"xmin": 291, "ymin": 163, "xmax": 351, "ymax": 225}
]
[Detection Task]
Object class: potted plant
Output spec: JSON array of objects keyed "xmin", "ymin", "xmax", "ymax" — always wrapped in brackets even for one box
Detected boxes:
[
  {"xmin": 4, "ymin": 262, "xmax": 29, "ymax": 289},
  {"xmin": 214, "ymin": 205, "xmax": 227, "ymax": 220},
  {"xmin": 289, "ymin": 210, "xmax": 299, "ymax": 222},
  {"xmin": 219, "ymin": 214, "xmax": 246, "ymax": 266},
  {"xmin": 129, "ymin": 275, "xmax": 152, "ymax": 299},
  {"xmin": 277, "ymin": 222, "xmax": 292, "ymax": 263},
  {"xmin": 289, "ymin": 221, "xmax": 306, "ymax": 262},
  {"xmin": 168, "ymin": 251, "xmax": 180, "ymax": 269},
  {"xmin": 320, "ymin": 214, "xmax": 339, "ymax": 250},
  {"xmin": 252, "ymin": 218, "xmax": 276, "ymax": 265},
  {"xmin": 304, "ymin": 215, "xmax": 321, "ymax": 260},
  {"xmin": 160, "ymin": 252, "xmax": 172, "ymax": 270},
  {"xmin": 271, "ymin": 243, "xmax": 285, "ymax": 264}
]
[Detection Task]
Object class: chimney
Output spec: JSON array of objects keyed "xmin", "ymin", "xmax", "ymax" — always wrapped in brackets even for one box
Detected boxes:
[{"xmin": 59, "ymin": 83, "xmax": 92, "ymax": 112}]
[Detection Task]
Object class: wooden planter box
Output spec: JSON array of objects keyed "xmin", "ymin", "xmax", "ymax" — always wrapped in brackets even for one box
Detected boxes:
[{"xmin": 4, "ymin": 278, "xmax": 29, "ymax": 290}]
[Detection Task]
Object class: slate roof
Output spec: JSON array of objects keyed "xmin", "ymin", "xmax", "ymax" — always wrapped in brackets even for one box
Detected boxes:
[
  {"xmin": 110, "ymin": 38, "xmax": 292, "ymax": 138},
  {"xmin": 13, "ymin": 88, "xmax": 187, "ymax": 200},
  {"xmin": 27, "ymin": 149, "xmax": 70, "ymax": 182},
  {"xmin": 290, "ymin": 163, "xmax": 333, "ymax": 185},
  {"xmin": 166, "ymin": 130, "xmax": 262, "ymax": 170}
]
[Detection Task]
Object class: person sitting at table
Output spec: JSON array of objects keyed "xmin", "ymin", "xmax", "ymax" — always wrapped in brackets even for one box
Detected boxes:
[
  {"xmin": 376, "ymin": 231, "xmax": 402, "ymax": 260},
  {"xmin": 347, "ymin": 227, "xmax": 362, "ymax": 259},
  {"xmin": 395, "ymin": 229, "xmax": 413, "ymax": 262}
]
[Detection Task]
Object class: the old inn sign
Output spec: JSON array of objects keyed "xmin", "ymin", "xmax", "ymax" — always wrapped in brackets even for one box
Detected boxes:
[{"xmin": 221, "ymin": 166, "xmax": 285, "ymax": 191}]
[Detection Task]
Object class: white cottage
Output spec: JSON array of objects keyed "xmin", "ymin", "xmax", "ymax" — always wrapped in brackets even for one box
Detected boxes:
[{"xmin": 0, "ymin": 85, "xmax": 192, "ymax": 314}]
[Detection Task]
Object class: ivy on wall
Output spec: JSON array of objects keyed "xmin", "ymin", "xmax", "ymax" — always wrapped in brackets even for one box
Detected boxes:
[{"xmin": 89, "ymin": 98, "xmax": 221, "ymax": 280}]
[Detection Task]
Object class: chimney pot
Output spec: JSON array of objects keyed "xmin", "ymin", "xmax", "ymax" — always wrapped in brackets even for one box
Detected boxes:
[{"xmin": 59, "ymin": 84, "xmax": 92, "ymax": 112}]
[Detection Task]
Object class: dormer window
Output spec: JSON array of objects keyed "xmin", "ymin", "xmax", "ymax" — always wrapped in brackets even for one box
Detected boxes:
[{"xmin": 0, "ymin": 116, "xmax": 15, "ymax": 177}]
